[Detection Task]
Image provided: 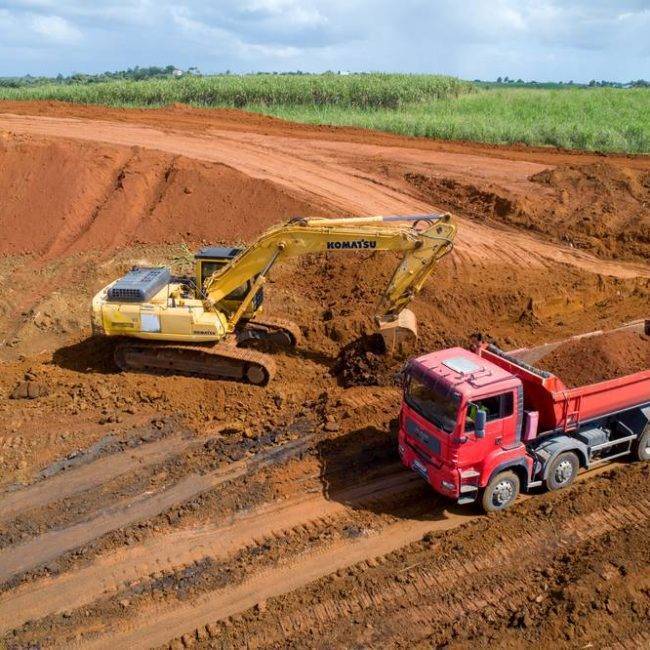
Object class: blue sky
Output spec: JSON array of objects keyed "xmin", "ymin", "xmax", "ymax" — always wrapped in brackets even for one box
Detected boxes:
[{"xmin": 0, "ymin": 1, "xmax": 648, "ymax": 81}]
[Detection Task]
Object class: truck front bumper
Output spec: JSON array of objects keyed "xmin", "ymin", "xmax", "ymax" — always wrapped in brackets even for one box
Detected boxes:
[{"xmin": 398, "ymin": 437, "xmax": 460, "ymax": 500}]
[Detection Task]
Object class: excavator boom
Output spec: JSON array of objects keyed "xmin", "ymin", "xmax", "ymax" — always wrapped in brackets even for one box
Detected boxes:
[{"xmin": 203, "ymin": 213, "xmax": 455, "ymax": 346}]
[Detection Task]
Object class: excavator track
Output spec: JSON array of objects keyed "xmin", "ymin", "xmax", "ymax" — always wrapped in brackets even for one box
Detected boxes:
[
  {"xmin": 237, "ymin": 317, "xmax": 302, "ymax": 347},
  {"xmin": 113, "ymin": 340, "xmax": 276, "ymax": 385}
]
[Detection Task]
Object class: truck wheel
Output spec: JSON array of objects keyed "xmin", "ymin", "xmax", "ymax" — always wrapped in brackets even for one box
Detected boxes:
[
  {"xmin": 632, "ymin": 426, "xmax": 650, "ymax": 462},
  {"xmin": 546, "ymin": 452, "xmax": 579, "ymax": 491},
  {"xmin": 481, "ymin": 471, "xmax": 520, "ymax": 513}
]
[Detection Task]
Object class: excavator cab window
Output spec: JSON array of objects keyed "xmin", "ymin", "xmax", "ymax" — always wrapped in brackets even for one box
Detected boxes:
[
  {"xmin": 200, "ymin": 260, "xmax": 249, "ymax": 300},
  {"xmin": 194, "ymin": 246, "xmax": 263, "ymax": 308}
]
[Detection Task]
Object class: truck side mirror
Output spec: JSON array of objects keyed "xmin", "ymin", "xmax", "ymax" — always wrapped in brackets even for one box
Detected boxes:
[{"xmin": 475, "ymin": 410, "xmax": 486, "ymax": 439}]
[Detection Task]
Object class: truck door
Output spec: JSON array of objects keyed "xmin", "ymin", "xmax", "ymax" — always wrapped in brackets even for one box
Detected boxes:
[{"xmin": 463, "ymin": 391, "xmax": 516, "ymax": 453}]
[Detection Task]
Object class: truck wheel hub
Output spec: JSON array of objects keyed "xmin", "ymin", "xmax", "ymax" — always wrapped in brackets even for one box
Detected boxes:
[
  {"xmin": 493, "ymin": 480, "xmax": 514, "ymax": 506},
  {"xmin": 555, "ymin": 460, "xmax": 573, "ymax": 484}
]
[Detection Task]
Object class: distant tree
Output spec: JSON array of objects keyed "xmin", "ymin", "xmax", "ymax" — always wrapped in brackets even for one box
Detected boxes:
[{"xmin": 496, "ymin": 76, "xmax": 502, "ymax": 83}]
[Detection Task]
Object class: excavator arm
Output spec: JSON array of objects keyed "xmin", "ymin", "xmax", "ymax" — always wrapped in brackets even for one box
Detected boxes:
[{"xmin": 203, "ymin": 213, "xmax": 456, "ymax": 346}]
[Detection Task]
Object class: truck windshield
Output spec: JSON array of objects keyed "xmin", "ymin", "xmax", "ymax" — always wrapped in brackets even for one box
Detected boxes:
[{"xmin": 405, "ymin": 375, "xmax": 459, "ymax": 433}]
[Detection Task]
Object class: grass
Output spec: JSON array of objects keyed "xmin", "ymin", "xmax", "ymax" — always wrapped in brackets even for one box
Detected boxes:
[
  {"xmin": 258, "ymin": 88, "xmax": 650, "ymax": 153},
  {"xmin": 0, "ymin": 73, "xmax": 473, "ymax": 109},
  {"xmin": 0, "ymin": 74, "xmax": 648, "ymax": 153}
]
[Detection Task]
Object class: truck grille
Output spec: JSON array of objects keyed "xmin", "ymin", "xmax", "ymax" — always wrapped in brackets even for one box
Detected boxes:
[{"xmin": 405, "ymin": 417, "xmax": 441, "ymax": 456}]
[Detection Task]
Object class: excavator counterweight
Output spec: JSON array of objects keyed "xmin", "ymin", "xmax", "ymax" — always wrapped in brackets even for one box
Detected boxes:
[{"xmin": 91, "ymin": 213, "xmax": 456, "ymax": 384}]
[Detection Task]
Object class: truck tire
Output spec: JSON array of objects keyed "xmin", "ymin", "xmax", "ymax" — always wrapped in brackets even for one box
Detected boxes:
[
  {"xmin": 481, "ymin": 471, "xmax": 520, "ymax": 513},
  {"xmin": 632, "ymin": 425, "xmax": 650, "ymax": 462},
  {"xmin": 546, "ymin": 451, "xmax": 579, "ymax": 491}
]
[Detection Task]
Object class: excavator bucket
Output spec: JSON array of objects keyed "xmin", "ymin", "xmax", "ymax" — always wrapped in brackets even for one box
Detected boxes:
[{"xmin": 377, "ymin": 308, "xmax": 418, "ymax": 354}]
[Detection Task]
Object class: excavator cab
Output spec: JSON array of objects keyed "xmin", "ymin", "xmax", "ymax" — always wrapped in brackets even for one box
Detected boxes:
[{"xmin": 194, "ymin": 247, "xmax": 263, "ymax": 318}]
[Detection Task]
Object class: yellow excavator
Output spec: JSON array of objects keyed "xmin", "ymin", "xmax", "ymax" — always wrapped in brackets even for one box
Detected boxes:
[{"xmin": 91, "ymin": 213, "xmax": 456, "ymax": 385}]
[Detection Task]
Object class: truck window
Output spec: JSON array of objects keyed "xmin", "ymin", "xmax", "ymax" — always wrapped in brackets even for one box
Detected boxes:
[
  {"xmin": 405, "ymin": 376, "xmax": 460, "ymax": 434},
  {"xmin": 465, "ymin": 392, "xmax": 514, "ymax": 431}
]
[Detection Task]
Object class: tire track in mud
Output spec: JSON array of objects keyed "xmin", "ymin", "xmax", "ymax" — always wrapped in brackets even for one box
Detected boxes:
[
  {"xmin": 0, "ymin": 437, "xmax": 313, "ymax": 584},
  {"xmin": 0, "ymin": 470, "xmax": 422, "ymax": 632},
  {"xmin": 243, "ymin": 500, "xmax": 649, "ymax": 648},
  {"xmin": 82, "ymin": 517, "xmax": 454, "ymax": 650},
  {"xmin": 0, "ymin": 433, "xmax": 194, "ymax": 526},
  {"xmin": 0, "ymin": 451, "xmax": 628, "ymax": 634},
  {"xmin": 84, "ymin": 495, "xmax": 648, "ymax": 650}
]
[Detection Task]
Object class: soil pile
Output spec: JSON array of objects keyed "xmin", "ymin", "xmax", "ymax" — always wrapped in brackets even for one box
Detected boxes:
[
  {"xmin": 0, "ymin": 133, "xmax": 323, "ymax": 258},
  {"xmin": 406, "ymin": 162, "xmax": 650, "ymax": 260},
  {"xmin": 332, "ymin": 334, "xmax": 402, "ymax": 387},
  {"xmin": 536, "ymin": 330, "xmax": 649, "ymax": 387}
]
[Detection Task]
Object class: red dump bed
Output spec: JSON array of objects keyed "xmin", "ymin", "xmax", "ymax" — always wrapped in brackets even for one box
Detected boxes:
[{"xmin": 480, "ymin": 348, "xmax": 650, "ymax": 432}]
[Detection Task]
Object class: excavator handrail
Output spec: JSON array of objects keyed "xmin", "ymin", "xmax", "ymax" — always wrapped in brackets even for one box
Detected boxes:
[{"xmin": 300, "ymin": 213, "xmax": 450, "ymax": 227}]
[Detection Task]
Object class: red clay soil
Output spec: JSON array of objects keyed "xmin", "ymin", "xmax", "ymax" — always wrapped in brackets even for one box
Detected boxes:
[
  {"xmin": 406, "ymin": 162, "xmax": 650, "ymax": 260},
  {"xmin": 536, "ymin": 330, "xmax": 649, "ymax": 387},
  {"xmin": 0, "ymin": 101, "xmax": 648, "ymax": 650},
  {"xmin": 0, "ymin": 133, "xmax": 324, "ymax": 259},
  {"xmin": 1, "ymin": 104, "xmax": 649, "ymax": 277}
]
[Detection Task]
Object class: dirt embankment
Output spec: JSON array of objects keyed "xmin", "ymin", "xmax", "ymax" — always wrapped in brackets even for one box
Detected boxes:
[
  {"xmin": 536, "ymin": 329, "xmax": 649, "ymax": 387},
  {"xmin": 0, "ymin": 133, "xmax": 323, "ymax": 259},
  {"xmin": 406, "ymin": 162, "xmax": 650, "ymax": 261}
]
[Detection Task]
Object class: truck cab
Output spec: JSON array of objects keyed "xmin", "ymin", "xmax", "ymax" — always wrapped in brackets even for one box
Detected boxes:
[
  {"xmin": 398, "ymin": 347, "xmax": 531, "ymax": 509},
  {"xmin": 399, "ymin": 337, "xmax": 649, "ymax": 512}
]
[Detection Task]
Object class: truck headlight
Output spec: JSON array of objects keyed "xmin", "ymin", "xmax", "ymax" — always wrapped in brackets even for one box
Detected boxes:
[
  {"xmin": 441, "ymin": 480, "xmax": 455, "ymax": 491},
  {"xmin": 398, "ymin": 444, "xmax": 405, "ymax": 456}
]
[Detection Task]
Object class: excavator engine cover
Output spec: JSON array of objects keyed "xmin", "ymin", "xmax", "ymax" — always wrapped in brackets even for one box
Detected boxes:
[{"xmin": 378, "ymin": 308, "xmax": 418, "ymax": 354}]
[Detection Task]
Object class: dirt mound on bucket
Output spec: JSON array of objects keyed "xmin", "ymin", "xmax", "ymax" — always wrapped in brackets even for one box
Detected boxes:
[{"xmin": 536, "ymin": 329, "xmax": 649, "ymax": 388}]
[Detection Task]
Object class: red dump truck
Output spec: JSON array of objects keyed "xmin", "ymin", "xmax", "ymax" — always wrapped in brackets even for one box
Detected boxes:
[{"xmin": 398, "ymin": 321, "xmax": 650, "ymax": 512}]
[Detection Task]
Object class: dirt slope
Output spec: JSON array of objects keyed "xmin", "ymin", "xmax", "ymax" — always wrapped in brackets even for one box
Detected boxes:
[
  {"xmin": 406, "ymin": 162, "xmax": 650, "ymax": 260},
  {"xmin": 0, "ymin": 109, "xmax": 648, "ymax": 278},
  {"xmin": 0, "ymin": 133, "xmax": 324, "ymax": 258}
]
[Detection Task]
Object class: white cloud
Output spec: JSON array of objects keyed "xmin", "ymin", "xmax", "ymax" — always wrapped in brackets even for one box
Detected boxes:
[
  {"xmin": 244, "ymin": 0, "xmax": 328, "ymax": 27},
  {"xmin": 30, "ymin": 14, "xmax": 81, "ymax": 43},
  {"xmin": 0, "ymin": 1, "xmax": 648, "ymax": 80}
]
